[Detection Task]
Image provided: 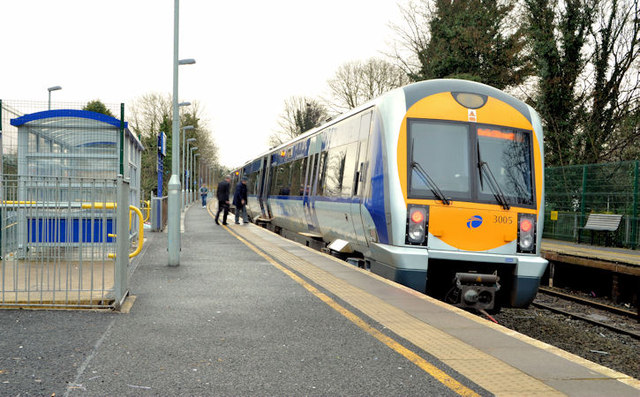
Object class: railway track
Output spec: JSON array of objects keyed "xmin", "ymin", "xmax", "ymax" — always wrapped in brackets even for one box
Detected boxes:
[
  {"xmin": 538, "ymin": 286, "xmax": 638, "ymax": 317},
  {"xmin": 534, "ymin": 287, "xmax": 640, "ymax": 340}
]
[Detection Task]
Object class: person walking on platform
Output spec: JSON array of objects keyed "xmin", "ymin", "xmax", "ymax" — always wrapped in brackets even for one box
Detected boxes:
[
  {"xmin": 199, "ymin": 183, "xmax": 209, "ymax": 208},
  {"xmin": 215, "ymin": 175, "xmax": 231, "ymax": 225},
  {"xmin": 233, "ymin": 176, "xmax": 248, "ymax": 225}
]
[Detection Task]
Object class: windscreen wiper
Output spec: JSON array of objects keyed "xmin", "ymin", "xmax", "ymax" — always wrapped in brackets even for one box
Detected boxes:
[
  {"xmin": 478, "ymin": 160, "xmax": 510, "ymax": 210},
  {"xmin": 411, "ymin": 161, "xmax": 451, "ymax": 205}
]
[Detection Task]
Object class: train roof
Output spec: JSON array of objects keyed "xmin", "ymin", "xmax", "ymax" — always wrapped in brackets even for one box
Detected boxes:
[{"xmin": 233, "ymin": 79, "xmax": 530, "ymax": 171}]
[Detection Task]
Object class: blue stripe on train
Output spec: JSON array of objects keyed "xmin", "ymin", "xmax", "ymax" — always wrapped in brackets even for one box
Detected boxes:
[{"xmin": 364, "ymin": 121, "xmax": 388, "ymax": 244}]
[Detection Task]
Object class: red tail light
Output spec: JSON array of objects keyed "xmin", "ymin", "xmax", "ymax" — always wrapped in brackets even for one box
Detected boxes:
[
  {"xmin": 411, "ymin": 210, "xmax": 424, "ymax": 224},
  {"xmin": 406, "ymin": 205, "xmax": 428, "ymax": 245},
  {"xmin": 520, "ymin": 219, "xmax": 532, "ymax": 232}
]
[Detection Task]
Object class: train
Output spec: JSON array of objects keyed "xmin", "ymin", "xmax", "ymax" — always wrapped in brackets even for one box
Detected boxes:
[{"xmin": 229, "ymin": 79, "xmax": 548, "ymax": 312}]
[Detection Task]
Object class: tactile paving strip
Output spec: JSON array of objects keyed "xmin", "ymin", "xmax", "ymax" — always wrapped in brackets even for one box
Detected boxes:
[{"xmin": 231, "ymin": 225, "xmax": 565, "ymax": 397}]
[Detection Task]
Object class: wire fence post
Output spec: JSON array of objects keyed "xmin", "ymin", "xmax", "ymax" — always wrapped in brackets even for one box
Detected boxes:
[
  {"xmin": 114, "ymin": 175, "xmax": 129, "ymax": 308},
  {"xmin": 632, "ymin": 160, "xmax": 639, "ymax": 249},
  {"xmin": 119, "ymin": 103, "xmax": 125, "ymax": 176},
  {"xmin": 0, "ymin": 99, "xmax": 3, "ymax": 175}
]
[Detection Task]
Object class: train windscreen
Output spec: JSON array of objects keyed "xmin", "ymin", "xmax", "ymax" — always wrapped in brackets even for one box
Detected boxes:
[
  {"xmin": 408, "ymin": 119, "xmax": 534, "ymax": 207},
  {"xmin": 476, "ymin": 127, "xmax": 534, "ymax": 206},
  {"xmin": 408, "ymin": 120, "xmax": 472, "ymax": 200}
]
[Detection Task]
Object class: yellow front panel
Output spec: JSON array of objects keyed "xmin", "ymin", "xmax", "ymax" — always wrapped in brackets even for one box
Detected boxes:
[
  {"xmin": 429, "ymin": 206, "xmax": 517, "ymax": 251},
  {"xmin": 396, "ymin": 89, "xmax": 543, "ymax": 252},
  {"xmin": 397, "ymin": 91, "xmax": 543, "ymax": 214}
]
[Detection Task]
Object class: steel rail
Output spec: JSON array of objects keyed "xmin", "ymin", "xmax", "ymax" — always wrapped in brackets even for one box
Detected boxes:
[
  {"xmin": 531, "ymin": 301, "xmax": 640, "ymax": 340},
  {"xmin": 538, "ymin": 286, "xmax": 637, "ymax": 317}
]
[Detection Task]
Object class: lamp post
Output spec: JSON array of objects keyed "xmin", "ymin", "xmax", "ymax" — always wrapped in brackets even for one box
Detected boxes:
[
  {"xmin": 183, "ymin": 136, "xmax": 195, "ymax": 211},
  {"xmin": 168, "ymin": 0, "xmax": 196, "ymax": 266},
  {"xmin": 47, "ymin": 86, "xmax": 62, "ymax": 110},
  {"xmin": 181, "ymin": 124, "xmax": 194, "ymax": 209},
  {"xmin": 178, "ymin": 104, "xmax": 191, "ymax": 210},
  {"xmin": 194, "ymin": 153, "xmax": 201, "ymax": 200},
  {"xmin": 189, "ymin": 147, "xmax": 198, "ymax": 202}
]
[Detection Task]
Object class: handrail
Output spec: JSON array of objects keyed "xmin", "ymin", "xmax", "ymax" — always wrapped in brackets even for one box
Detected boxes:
[
  {"xmin": 141, "ymin": 200, "xmax": 150, "ymax": 222},
  {"xmin": 81, "ymin": 202, "xmax": 117, "ymax": 209},
  {"xmin": 126, "ymin": 205, "xmax": 144, "ymax": 258},
  {"xmin": 106, "ymin": 205, "xmax": 144, "ymax": 259},
  {"xmin": 80, "ymin": 202, "xmax": 143, "ymax": 259},
  {"xmin": 2, "ymin": 200, "xmax": 144, "ymax": 258}
]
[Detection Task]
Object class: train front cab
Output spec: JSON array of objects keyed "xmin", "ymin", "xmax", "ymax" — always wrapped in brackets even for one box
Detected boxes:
[{"xmin": 377, "ymin": 81, "xmax": 548, "ymax": 311}]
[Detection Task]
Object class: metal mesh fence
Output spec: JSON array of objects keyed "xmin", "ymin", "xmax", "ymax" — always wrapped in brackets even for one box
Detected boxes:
[
  {"xmin": 0, "ymin": 175, "xmax": 118, "ymax": 308},
  {"xmin": 0, "ymin": 100, "xmax": 141, "ymax": 308},
  {"xmin": 544, "ymin": 161, "xmax": 640, "ymax": 248},
  {"xmin": 1, "ymin": 99, "xmax": 143, "ymax": 222}
]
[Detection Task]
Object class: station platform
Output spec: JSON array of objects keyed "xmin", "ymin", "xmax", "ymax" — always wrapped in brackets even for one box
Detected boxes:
[
  {"xmin": 2, "ymin": 202, "xmax": 640, "ymax": 396},
  {"xmin": 541, "ymin": 239, "xmax": 640, "ymax": 276}
]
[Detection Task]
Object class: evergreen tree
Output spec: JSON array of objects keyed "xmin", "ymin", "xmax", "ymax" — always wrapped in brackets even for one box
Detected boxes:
[
  {"xmin": 411, "ymin": 0, "xmax": 530, "ymax": 89},
  {"xmin": 524, "ymin": 0, "xmax": 593, "ymax": 166},
  {"xmin": 83, "ymin": 100, "xmax": 115, "ymax": 117}
]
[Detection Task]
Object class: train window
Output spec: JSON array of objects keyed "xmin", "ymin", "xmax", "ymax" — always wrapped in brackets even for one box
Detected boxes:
[
  {"xmin": 324, "ymin": 147, "xmax": 346, "ymax": 197},
  {"xmin": 247, "ymin": 171, "xmax": 258, "ymax": 195},
  {"xmin": 272, "ymin": 162, "xmax": 292, "ymax": 196},
  {"xmin": 269, "ymin": 166, "xmax": 279, "ymax": 196},
  {"xmin": 341, "ymin": 143, "xmax": 358, "ymax": 197},
  {"xmin": 408, "ymin": 120, "xmax": 471, "ymax": 200},
  {"xmin": 290, "ymin": 157, "xmax": 307, "ymax": 196},
  {"xmin": 477, "ymin": 127, "xmax": 533, "ymax": 206},
  {"xmin": 316, "ymin": 152, "xmax": 328, "ymax": 196},
  {"xmin": 304, "ymin": 154, "xmax": 317, "ymax": 196}
]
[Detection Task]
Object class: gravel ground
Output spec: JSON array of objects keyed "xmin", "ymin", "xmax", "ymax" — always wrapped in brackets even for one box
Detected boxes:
[{"xmin": 492, "ymin": 297, "xmax": 640, "ymax": 379}]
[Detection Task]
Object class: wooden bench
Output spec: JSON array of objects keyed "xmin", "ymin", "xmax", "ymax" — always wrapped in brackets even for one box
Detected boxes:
[{"xmin": 577, "ymin": 213, "xmax": 622, "ymax": 246}]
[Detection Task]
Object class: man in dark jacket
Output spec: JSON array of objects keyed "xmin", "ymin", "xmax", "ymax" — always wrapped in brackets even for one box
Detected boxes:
[
  {"xmin": 215, "ymin": 175, "xmax": 231, "ymax": 225},
  {"xmin": 232, "ymin": 176, "xmax": 248, "ymax": 224}
]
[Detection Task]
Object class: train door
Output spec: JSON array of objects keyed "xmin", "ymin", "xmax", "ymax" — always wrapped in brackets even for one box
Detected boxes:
[
  {"xmin": 258, "ymin": 156, "xmax": 269, "ymax": 218},
  {"xmin": 303, "ymin": 153, "xmax": 317, "ymax": 230},
  {"xmin": 303, "ymin": 136, "xmax": 322, "ymax": 232},
  {"xmin": 265, "ymin": 156, "xmax": 275, "ymax": 219},
  {"xmin": 349, "ymin": 111, "xmax": 373, "ymax": 247}
]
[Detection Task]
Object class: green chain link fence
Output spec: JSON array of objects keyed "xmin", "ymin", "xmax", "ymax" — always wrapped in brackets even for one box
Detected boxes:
[{"xmin": 544, "ymin": 161, "xmax": 640, "ymax": 248}]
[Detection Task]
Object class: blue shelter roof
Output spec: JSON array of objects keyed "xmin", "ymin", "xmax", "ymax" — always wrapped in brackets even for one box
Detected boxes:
[{"xmin": 10, "ymin": 109, "xmax": 128, "ymax": 129}]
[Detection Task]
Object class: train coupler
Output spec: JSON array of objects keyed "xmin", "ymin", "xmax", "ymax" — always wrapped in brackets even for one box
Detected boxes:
[{"xmin": 452, "ymin": 272, "xmax": 501, "ymax": 311}]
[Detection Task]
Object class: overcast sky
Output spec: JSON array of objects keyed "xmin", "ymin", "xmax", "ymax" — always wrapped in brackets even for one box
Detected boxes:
[{"xmin": 1, "ymin": 0, "xmax": 405, "ymax": 167}]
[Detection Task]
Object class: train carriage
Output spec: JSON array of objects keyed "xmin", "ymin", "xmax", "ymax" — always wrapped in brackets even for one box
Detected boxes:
[{"xmin": 234, "ymin": 79, "xmax": 548, "ymax": 311}]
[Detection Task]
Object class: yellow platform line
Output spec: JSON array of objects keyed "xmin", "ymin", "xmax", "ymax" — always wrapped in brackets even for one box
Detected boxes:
[
  {"xmin": 224, "ymin": 224, "xmax": 480, "ymax": 397},
  {"xmin": 207, "ymin": 211, "xmax": 565, "ymax": 396},
  {"xmin": 239, "ymin": 228, "xmax": 563, "ymax": 396}
]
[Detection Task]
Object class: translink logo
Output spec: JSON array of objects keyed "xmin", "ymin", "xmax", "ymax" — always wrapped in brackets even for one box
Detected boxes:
[{"xmin": 467, "ymin": 215, "xmax": 483, "ymax": 229}]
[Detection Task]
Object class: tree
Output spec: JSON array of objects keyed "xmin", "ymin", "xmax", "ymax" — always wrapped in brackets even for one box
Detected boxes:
[
  {"xmin": 524, "ymin": 0, "xmax": 640, "ymax": 165},
  {"xmin": 83, "ymin": 99, "xmax": 115, "ymax": 117},
  {"xmin": 524, "ymin": 0, "xmax": 594, "ymax": 166},
  {"xmin": 269, "ymin": 97, "xmax": 328, "ymax": 147},
  {"xmin": 578, "ymin": 0, "xmax": 640, "ymax": 163},
  {"xmin": 326, "ymin": 58, "xmax": 410, "ymax": 112},
  {"xmin": 129, "ymin": 94, "xmax": 219, "ymax": 198},
  {"xmin": 388, "ymin": 0, "xmax": 432, "ymax": 78},
  {"xmin": 391, "ymin": 0, "xmax": 531, "ymax": 89}
]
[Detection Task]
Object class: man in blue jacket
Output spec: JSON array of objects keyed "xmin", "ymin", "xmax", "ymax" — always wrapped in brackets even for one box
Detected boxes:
[
  {"xmin": 215, "ymin": 175, "xmax": 231, "ymax": 225},
  {"xmin": 233, "ymin": 176, "xmax": 248, "ymax": 225}
]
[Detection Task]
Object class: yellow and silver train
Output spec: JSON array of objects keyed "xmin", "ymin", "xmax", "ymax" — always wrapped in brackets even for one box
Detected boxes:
[{"xmin": 235, "ymin": 79, "xmax": 548, "ymax": 311}]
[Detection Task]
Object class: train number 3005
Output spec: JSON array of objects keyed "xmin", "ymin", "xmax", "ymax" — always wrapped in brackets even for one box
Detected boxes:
[{"xmin": 493, "ymin": 215, "xmax": 513, "ymax": 224}]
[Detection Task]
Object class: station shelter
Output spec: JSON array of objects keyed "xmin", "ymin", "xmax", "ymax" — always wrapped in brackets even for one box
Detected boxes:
[{"xmin": 6, "ymin": 109, "xmax": 143, "ymax": 256}]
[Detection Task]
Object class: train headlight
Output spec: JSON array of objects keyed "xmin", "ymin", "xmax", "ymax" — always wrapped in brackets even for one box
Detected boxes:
[
  {"xmin": 517, "ymin": 213, "xmax": 536, "ymax": 253},
  {"xmin": 406, "ymin": 205, "xmax": 428, "ymax": 245}
]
